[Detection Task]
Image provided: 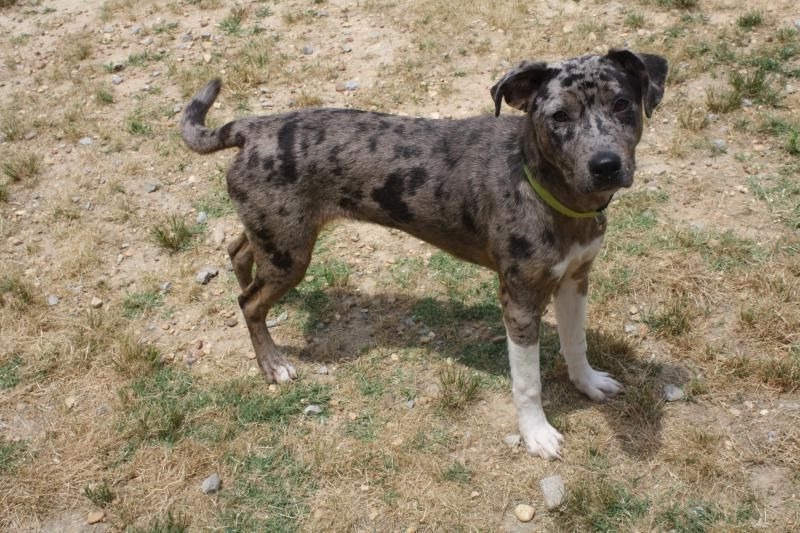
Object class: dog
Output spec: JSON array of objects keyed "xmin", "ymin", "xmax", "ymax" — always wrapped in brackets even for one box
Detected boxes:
[{"xmin": 180, "ymin": 48, "xmax": 668, "ymax": 459}]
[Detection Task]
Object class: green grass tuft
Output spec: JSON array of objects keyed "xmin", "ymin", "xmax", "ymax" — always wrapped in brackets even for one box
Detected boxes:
[
  {"xmin": 438, "ymin": 366, "xmax": 481, "ymax": 409},
  {"xmin": 2, "ymin": 152, "xmax": 41, "ymax": 182},
  {"xmin": 151, "ymin": 215, "xmax": 197, "ymax": 252},
  {"xmin": 737, "ymin": 10, "xmax": 763, "ymax": 30}
]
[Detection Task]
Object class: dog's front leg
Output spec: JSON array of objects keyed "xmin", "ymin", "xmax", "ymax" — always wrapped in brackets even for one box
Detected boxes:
[
  {"xmin": 502, "ymin": 291, "xmax": 563, "ymax": 460},
  {"xmin": 554, "ymin": 266, "xmax": 623, "ymax": 401}
]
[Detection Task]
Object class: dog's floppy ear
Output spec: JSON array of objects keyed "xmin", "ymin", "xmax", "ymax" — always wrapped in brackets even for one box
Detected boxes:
[
  {"xmin": 490, "ymin": 61, "xmax": 557, "ymax": 117},
  {"xmin": 606, "ymin": 49, "xmax": 669, "ymax": 118}
]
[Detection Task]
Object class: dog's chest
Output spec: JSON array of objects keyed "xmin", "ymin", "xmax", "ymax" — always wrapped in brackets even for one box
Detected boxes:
[{"xmin": 550, "ymin": 236, "xmax": 604, "ymax": 280}]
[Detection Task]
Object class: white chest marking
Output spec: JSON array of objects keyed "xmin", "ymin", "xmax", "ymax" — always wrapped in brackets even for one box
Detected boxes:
[{"xmin": 550, "ymin": 236, "xmax": 603, "ymax": 280}]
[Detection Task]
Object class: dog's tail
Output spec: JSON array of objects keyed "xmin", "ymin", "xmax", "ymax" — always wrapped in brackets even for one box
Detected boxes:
[{"xmin": 180, "ymin": 79, "xmax": 244, "ymax": 154}]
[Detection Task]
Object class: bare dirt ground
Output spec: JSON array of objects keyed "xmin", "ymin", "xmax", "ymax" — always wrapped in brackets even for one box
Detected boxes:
[{"xmin": 1, "ymin": 0, "xmax": 799, "ymax": 531}]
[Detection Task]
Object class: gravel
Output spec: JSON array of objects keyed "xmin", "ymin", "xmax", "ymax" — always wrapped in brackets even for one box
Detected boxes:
[{"xmin": 196, "ymin": 266, "xmax": 219, "ymax": 284}]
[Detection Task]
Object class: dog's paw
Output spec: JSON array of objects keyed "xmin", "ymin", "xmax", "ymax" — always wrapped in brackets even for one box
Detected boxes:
[
  {"xmin": 258, "ymin": 357, "xmax": 298, "ymax": 384},
  {"xmin": 521, "ymin": 420, "xmax": 564, "ymax": 460},
  {"xmin": 570, "ymin": 367, "xmax": 623, "ymax": 402}
]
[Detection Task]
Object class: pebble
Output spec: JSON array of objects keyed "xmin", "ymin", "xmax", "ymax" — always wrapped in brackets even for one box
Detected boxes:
[
  {"xmin": 503, "ymin": 434, "xmax": 521, "ymax": 447},
  {"xmin": 624, "ymin": 323, "xmax": 637, "ymax": 334},
  {"xmin": 47, "ymin": 294, "xmax": 59, "ymax": 306},
  {"xmin": 213, "ymin": 224, "xmax": 225, "ymax": 245},
  {"xmin": 302, "ymin": 45, "xmax": 314, "ymax": 55},
  {"xmin": 141, "ymin": 36, "xmax": 154, "ymax": 46},
  {"xmin": 628, "ymin": 305, "xmax": 638, "ymax": 315},
  {"xmin": 196, "ymin": 211, "xmax": 208, "ymax": 224},
  {"xmin": 514, "ymin": 504, "xmax": 535, "ymax": 522},
  {"xmin": 741, "ymin": 98, "xmax": 753, "ymax": 107},
  {"xmin": 266, "ymin": 310, "xmax": 288, "ymax": 328},
  {"xmin": 201, "ymin": 473, "xmax": 221, "ymax": 494},
  {"xmin": 404, "ymin": 399, "xmax": 415, "ymax": 409},
  {"xmin": 317, "ymin": 365, "xmax": 329, "ymax": 375},
  {"xmin": 767, "ymin": 430, "xmax": 778, "ymax": 443},
  {"xmin": 711, "ymin": 139, "xmax": 727, "ymax": 153},
  {"xmin": 180, "ymin": 32, "xmax": 193, "ymax": 42},
  {"xmin": 662, "ymin": 383, "xmax": 684, "ymax": 402},
  {"xmin": 103, "ymin": 25, "xmax": 114, "ymax": 34},
  {"xmin": 795, "ymin": 19, "xmax": 800, "ymax": 30},
  {"xmin": 79, "ymin": 137, "xmax": 93, "ymax": 145},
  {"xmin": 64, "ymin": 396, "xmax": 77, "ymax": 409},
  {"xmin": 90, "ymin": 297, "xmax": 103, "ymax": 309},
  {"xmin": 303, "ymin": 404, "xmax": 323, "ymax": 416},
  {"xmin": 160, "ymin": 281, "xmax": 172, "ymax": 293},
  {"xmin": 344, "ymin": 80, "xmax": 359, "ymax": 91},
  {"xmin": 131, "ymin": 25, "xmax": 142, "ymax": 35},
  {"xmin": 225, "ymin": 317, "xmax": 238, "ymax": 327},
  {"xmin": 540, "ymin": 475, "xmax": 566, "ymax": 509},
  {"xmin": 87, "ymin": 510, "xmax": 105, "ymax": 524},
  {"xmin": 196, "ymin": 266, "xmax": 219, "ymax": 284},
  {"xmin": 145, "ymin": 183, "xmax": 158, "ymax": 193},
  {"xmin": 203, "ymin": 53, "xmax": 212, "ymax": 64},
  {"xmin": 340, "ymin": 44, "xmax": 353, "ymax": 53},
  {"xmin": 111, "ymin": 75, "xmax": 124, "ymax": 85}
]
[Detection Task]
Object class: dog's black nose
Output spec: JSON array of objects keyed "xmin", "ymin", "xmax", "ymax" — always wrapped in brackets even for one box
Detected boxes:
[{"xmin": 588, "ymin": 152, "xmax": 622, "ymax": 179}]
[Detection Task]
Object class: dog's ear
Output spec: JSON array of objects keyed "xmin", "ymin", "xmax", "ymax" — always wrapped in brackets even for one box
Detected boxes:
[
  {"xmin": 490, "ymin": 61, "xmax": 557, "ymax": 117},
  {"xmin": 606, "ymin": 49, "xmax": 669, "ymax": 118}
]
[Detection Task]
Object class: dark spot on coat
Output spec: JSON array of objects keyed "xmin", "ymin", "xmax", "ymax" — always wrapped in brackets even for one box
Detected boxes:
[
  {"xmin": 394, "ymin": 124, "xmax": 405, "ymax": 135},
  {"xmin": 560, "ymin": 72, "xmax": 582, "ymax": 87},
  {"xmin": 368, "ymin": 135, "xmax": 379, "ymax": 153},
  {"xmin": 315, "ymin": 128, "xmax": 326, "ymax": 145},
  {"xmin": 394, "ymin": 145, "xmax": 422, "ymax": 159},
  {"xmin": 227, "ymin": 182, "xmax": 249, "ymax": 204},
  {"xmin": 461, "ymin": 207, "xmax": 477, "ymax": 233},
  {"xmin": 234, "ymin": 132, "xmax": 245, "ymax": 147},
  {"xmin": 271, "ymin": 249, "xmax": 293, "ymax": 271},
  {"xmin": 218, "ymin": 122, "xmax": 234, "ymax": 146},
  {"xmin": 371, "ymin": 172, "xmax": 412, "ymax": 223},
  {"xmin": 276, "ymin": 120, "xmax": 298, "ymax": 184},
  {"xmin": 509, "ymin": 234, "xmax": 532, "ymax": 259},
  {"xmin": 263, "ymin": 156, "xmax": 275, "ymax": 172},
  {"xmin": 278, "ymin": 206, "xmax": 288, "ymax": 217},
  {"xmin": 542, "ymin": 229, "xmax": 555, "ymax": 245},
  {"xmin": 246, "ymin": 149, "xmax": 259, "ymax": 170},
  {"xmin": 407, "ymin": 167, "xmax": 428, "ymax": 192}
]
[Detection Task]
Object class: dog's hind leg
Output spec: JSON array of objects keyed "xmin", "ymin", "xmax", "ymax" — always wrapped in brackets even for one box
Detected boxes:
[
  {"xmin": 228, "ymin": 232, "xmax": 254, "ymax": 290},
  {"xmin": 237, "ymin": 229, "xmax": 315, "ymax": 383}
]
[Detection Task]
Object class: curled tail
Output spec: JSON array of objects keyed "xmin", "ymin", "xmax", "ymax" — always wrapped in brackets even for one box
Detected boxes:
[{"xmin": 180, "ymin": 79, "xmax": 244, "ymax": 154}]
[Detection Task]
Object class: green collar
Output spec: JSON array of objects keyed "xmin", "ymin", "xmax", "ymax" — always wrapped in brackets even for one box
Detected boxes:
[{"xmin": 522, "ymin": 163, "xmax": 602, "ymax": 219}]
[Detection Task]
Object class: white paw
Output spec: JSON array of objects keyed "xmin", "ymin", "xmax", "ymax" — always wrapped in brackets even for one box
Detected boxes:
[
  {"xmin": 570, "ymin": 367, "xmax": 623, "ymax": 402},
  {"xmin": 521, "ymin": 420, "xmax": 564, "ymax": 460}
]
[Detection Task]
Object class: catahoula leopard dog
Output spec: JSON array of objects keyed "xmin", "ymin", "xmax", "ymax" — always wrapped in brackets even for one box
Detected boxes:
[{"xmin": 180, "ymin": 48, "xmax": 667, "ymax": 460}]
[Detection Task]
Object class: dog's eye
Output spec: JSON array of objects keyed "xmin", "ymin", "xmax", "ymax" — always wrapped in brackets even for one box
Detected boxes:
[
  {"xmin": 613, "ymin": 98, "xmax": 631, "ymax": 113},
  {"xmin": 552, "ymin": 110, "xmax": 570, "ymax": 123}
]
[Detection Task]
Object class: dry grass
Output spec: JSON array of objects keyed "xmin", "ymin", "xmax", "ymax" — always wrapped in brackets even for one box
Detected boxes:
[{"xmin": 2, "ymin": 0, "xmax": 800, "ymax": 530}]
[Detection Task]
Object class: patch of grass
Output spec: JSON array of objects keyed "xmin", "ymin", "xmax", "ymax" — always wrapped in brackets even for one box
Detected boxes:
[
  {"xmin": 127, "ymin": 50, "xmax": 165, "ymax": 67},
  {"xmin": 442, "ymin": 461, "xmax": 472, "ymax": 483},
  {"xmin": 624, "ymin": 12, "xmax": 644, "ymax": 29},
  {"xmin": 2, "ymin": 151, "xmax": 42, "ymax": 182},
  {"xmin": 390, "ymin": 257, "xmax": 424, "ymax": 288},
  {"xmin": 226, "ymin": 36, "xmax": 283, "ymax": 94},
  {"xmin": 705, "ymin": 86, "xmax": 740, "ymax": 113},
  {"xmin": 0, "ymin": 182, "xmax": 7, "ymax": 202},
  {"xmin": 151, "ymin": 215, "xmax": 196, "ymax": 252},
  {"xmin": 559, "ymin": 478, "xmax": 650, "ymax": 531},
  {"xmin": 0, "ymin": 356, "xmax": 22, "ymax": 389},
  {"xmin": 219, "ymin": 5, "xmax": 246, "ymax": 35},
  {"xmin": 737, "ymin": 10, "xmax": 763, "ymax": 30},
  {"xmin": 344, "ymin": 411, "xmax": 378, "ymax": 442},
  {"xmin": 224, "ymin": 382, "xmax": 331, "ymax": 425},
  {"xmin": 122, "ymin": 290, "xmax": 164, "ymax": 318},
  {"xmin": 292, "ymin": 93, "xmax": 323, "ymax": 108},
  {"xmin": 127, "ymin": 109, "xmax": 153, "ymax": 136},
  {"xmin": 643, "ymin": 292, "xmax": 694, "ymax": 337},
  {"xmin": 730, "ymin": 68, "xmax": 779, "ymax": 107},
  {"xmin": 83, "ymin": 481, "xmax": 114, "ymax": 508},
  {"xmin": 758, "ymin": 117, "xmax": 800, "ymax": 156},
  {"xmin": 152, "ymin": 21, "xmax": 179, "ymax": 35},
  {"xmin": 0, "ymin": 107, "xmax": 22, "ymax": 141},
  {"xmin": 0, "ymin": 438, "xmax": 26, "ymax": 473},
  {"xmin": 678, "ymin": 104, "xmax": 708, "ymax": 131},
  {"xmin": 437, "ymin": 366, "xmax": 480, "ymax": 409},
  {"xmin": 0, "ymin": 0, "xmax": 19, "ymax": 8},
  {"xmin": 656, "ymin": 0, "xmax": 698, "ymax": 9},
  {"xmin": 94, "ymin": 87, "xmax": 114, "ymax": 105},
  {"xmin": 657, "ymin": 501, "xmax": 723, "ymax": 532},
  {"xmin": 0, "ymin": 274, "xmax": 35, "ymax": 310},
  {"xmin": 129, "ymin": 512, "xmax": 188, "ymax": 533},
  {"xmin": 220, "ymin": 446, "xmax": 315, "ymax": 531},
  {"xmin": 194, "ymin": 188, "xmax": 234, "ymax": 217},
  {"xmin": 113, "ymin": 335, "xmax": 162, "ymax": 378},
  {"xmin": 65, "ymin": 38, "xmax": 93, "ymax": 63}
]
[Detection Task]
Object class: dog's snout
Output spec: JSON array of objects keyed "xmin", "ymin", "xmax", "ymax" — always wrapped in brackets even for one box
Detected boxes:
[{"xmin": 588, "ymin": 152, "xmax": 622, "ymax": 179}]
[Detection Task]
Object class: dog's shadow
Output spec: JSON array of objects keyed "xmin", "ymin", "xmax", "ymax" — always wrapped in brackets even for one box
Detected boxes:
[{"xmin": 279, "ymin": 287, "xmax": 685, "ymax": 460}]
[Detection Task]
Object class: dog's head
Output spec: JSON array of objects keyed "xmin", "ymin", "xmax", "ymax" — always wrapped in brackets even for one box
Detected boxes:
[{"xmin": 491, "ymin": 49, "xmax": 668, "ymax": 209}]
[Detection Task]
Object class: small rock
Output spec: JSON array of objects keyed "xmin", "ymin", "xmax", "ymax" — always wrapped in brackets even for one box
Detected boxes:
[
  {"xmin": 303, "ymin": 404, "xmax": 323, "ymax": 416},
  {"xmin": 110, "ymin": 62, "xmax": 125, "ymax": 72},
  {"xmin": 47, "ymin": 294, "xmax": 59, "ymax": 306},
  {"xmin": 173, "ymin": 104, "xmax": 183, "ymax": 114},
  {"xmin": 404, "ymin": 399, "xmax": 415, "ymax": 409},
  {"xmin": 160, "ymin": 281, "xmax": 172, "ymax": 293},
  {"xmin": 340, "ymin": 44, "xmax": 353, "ymax": 52},
  {"xmin": 741, "ymin": 98, "xmax": 753, "ymax": 108},
  {"xmin": 225, "ymin": 317, "xmax": 238, "ymax": 327},
  {"xmin": 628, "ymin": 305, "xmax": 638, "ymax": 315},
  {"xmin": 90, "ymin": 297, "xmax": 103, "ymax": 309},
  {"xmin": 662, "ymin": 383, "xmax": 684, "ymax": 402},
  {"xmin": 87, "ymin": 510, "xmax": 105, "ymax": 524},
  {"xmin": 503, "ymin": 434, "xmax": 521, "ymax": 447},
  {"xmin": 213, "ymin": 224, "xmax": 225, "ymax": 245},
  {"xmin": 78, "ymin": 137, "xmax": 93, "ymax": 145},
  {"xmin": 196, "ymin": 211, "xmax": 208, "ymax": 224},
  {"xmin": 111, "ymin": 75, "xmax": 123, "ymax": 85},
  {"xmin": 795, "ymin": 19, "xmax": 800, "ymax": 30},
  {"xmin": 711, "ymin": 139, "xmax": 727, "ymax": 153},
  {"xmin": 103, "ymin": 25, "xmax": 114, "ymax": 34},
  {"xmin": 302, "ymin": 45, "xmax": 314, "ymax": 55},
  {"xmin": 201, "ymin": 473, "xmax": 221, "ymax": 494},
  {"xmin": 624, "ymin": 323, "xmax": 637, "ymax": 334},
  {"xmin": 514, "ymin": 504, "xmax": 535, "ymax": 522},
  {"xmin": 180, "ymin": 32, "xmax": 193, "ymax": 42},
  {"xmin": 64, "ymin": 396, "xmax": 77, "ymax": 409},
  {"xmin": 344, "ymin": 80, "xmax": 359, "ymax": 91},
  {"xmin": 131, "ymin": 25, "xmax": 142, "ymax": 35},
  {"xmin": 267, "ymin": 310, "xmax": 288, "ymax": 328},
  {"xmin": 317, "ymin": 365, "xmax": 329, "ymax": 375},
  {"xmin": 767, "ymin": 430, "xmax": 778, "ymax": 443},
  {"xmin": 145, "ymin": 183, "xmax": 158, "ymax": 193},
  {"xmin": 196, "ymin": 267, "xmax": 219, "ymax": 284},
  {"xmin": 540, "ymin": 475, "xmax": 566, "ymax": 509},
  {"xmin": 141, "ymin": 36, "xmax": 154, "ymax": 46},
  {"xmin": 203, "ymin": 53, "xmax": 212, "ymax": 64},
  {"xmin": 24, "ymin": 130, "xmax": 36, "ymax": 140}
]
